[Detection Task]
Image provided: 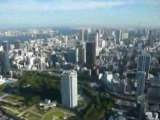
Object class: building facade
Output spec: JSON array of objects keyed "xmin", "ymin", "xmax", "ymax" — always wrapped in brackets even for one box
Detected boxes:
[
  {"xmin": 86, "ymin": 41, "xmax": 96, "ymax": 68},
  {"xmin": 61, "ymin": 70, "xmax": 78, "ymax": 108},
  {"xmin": 137, "ymin": 52, "xmax": 151, "ymax": 73}
]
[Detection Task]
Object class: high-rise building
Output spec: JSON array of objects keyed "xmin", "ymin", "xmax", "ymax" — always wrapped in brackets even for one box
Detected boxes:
[
  {"xmin": 2, "ymin": 41, "xmax": 9, "ymax": 52},
  {"xmin": 147, "ymin": 29, "xmax": 156, "ymax": 45},
  {"xmin": 0, "ymin": 45, "xmax": 3, "ymax": 51},
  {"xmin": 78, "ymin": 43, "xmax": 86, "ymax": 65},
  {"xmin": 137, "ymin": 52, "xmax": 151, "ymax": 73},
  {"xmin": 50, "ymin": 53, "xmax": 58, "ymax": 67},
  {"xmin": 66, "ymin": 48, "xmax": 79, "ymax": 63},
  {"xmin": 0, "ymin": 52, "xmax": 11, "ymax": 74},
  {"xmin": 79, "ymin": 29, "xmax": 84, "ymax": 41},
  {"xmin": 121, "ymin": 30, "xmax": 129, "ymax": 40},
  {"xmin": 136, "ymin": 71, "xmax": 146, "ymax": 96},
  {"xmin": 61, "ymin": 70, "xmax": 78, "ymax": 108},
  {"xmin": 136, "ymin": 52, "xmax": 151, "ymax": 97},
  {"xmin": 88, "ymin": 32, "xmax": 99, "ymax": 56},
  {"xmin": 86, "ymin": 41, "xmax": 96, "ymax": 68},
  {"xmin": 14, "ymin": 40, "xmax": 21, "ymax": 49},
  {"xmin": 114, "ymin": 30, "xmax": 122, "ymax": 44}
]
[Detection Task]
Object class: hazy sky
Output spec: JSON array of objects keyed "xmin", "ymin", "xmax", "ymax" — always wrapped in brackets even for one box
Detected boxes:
[{"xmin": 0, "ymin": 0, "xmax": 160, "ymax": 28}]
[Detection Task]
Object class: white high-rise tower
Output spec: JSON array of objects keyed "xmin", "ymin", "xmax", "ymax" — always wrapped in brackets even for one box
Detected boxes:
[{"xmin": 61, "ymin": 70, "xmax": 78, "ymax": 108}]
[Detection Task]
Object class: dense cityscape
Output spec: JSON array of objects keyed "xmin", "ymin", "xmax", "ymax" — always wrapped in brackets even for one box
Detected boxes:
[
  {"xmin": 0, "ymin": 0, "xmax": 160, "ymax": 120},
  {"xmin": 0, "ymin": 28, "xmax": 160, "ymax": 120}
]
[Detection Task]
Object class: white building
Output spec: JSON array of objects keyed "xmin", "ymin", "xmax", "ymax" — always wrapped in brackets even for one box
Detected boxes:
[
  {"xmin": 61, "ymin": 70, "xmax": 78, "ymax": 108},
  {"xmin": 0, "ymin": 75, "xmax": 5, "ymax": 85},
  {"xmin": 0, "ymin": 45, "xmax": 3, "ymax": 51}
]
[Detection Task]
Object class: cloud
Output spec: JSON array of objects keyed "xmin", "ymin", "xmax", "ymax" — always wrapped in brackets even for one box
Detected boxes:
[{"xmin": 0, "ymin": 0, "xmax": 133, "ymax": 13}]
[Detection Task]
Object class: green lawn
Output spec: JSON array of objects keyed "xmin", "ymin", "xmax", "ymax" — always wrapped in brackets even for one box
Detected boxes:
[
  {"xmin": 23, "ymin": 112, "xmax": 41, "ymax": 120},
  {"xmin": 43, "ymin": 110, "xmax": 64, "ymax": 120},
  {"xmin": 1, "ymin": 105, "xmax": 77, "ymax": 120},
  {"xmin": 3, "ymin": 94, "xmax": 24, "ymax": 103},
  {"xmin": 2, "ymin": 107, "xmax": 18, "ymax": 116},
  {"xmin": 31, "ymin": 106, "xmax": 47, "ymax": 115},
  {"xmin": 2, "ymin": 104, "xmax": 26, "ymax": 112}
]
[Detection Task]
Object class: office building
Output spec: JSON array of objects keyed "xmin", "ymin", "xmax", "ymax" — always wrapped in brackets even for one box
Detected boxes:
[
  {"xmin": 78, "ymin": 43, "xmax": 86, "ymax": 65},
  {"xmin": 86, "ymin": 41, "xmax": 96, "ymax": 68},
  {"xmin": 136, "ymin": 71, "xmax": 146, "ymax": 96},
  {"xmin": 0, "ymin": 52, "xmax": 11, "ymax": 74},
  {"xmin": 147, "ymin": 29, "xmax": 156, "ymax": 45},
  {"xmin": 14, "ymin": 40, "xmax": 21, "ymax": 49},
  {"xmin": 66, "ymin": 48, "xmax": 79, "ymax": 63},
  {"xmin": 137, "ymin": 52, "xmax": 151, "ymax": 73},
  {"xmin": 121, "ymin": 30, "xmax": 129, "ymax": 40},
  {"xmin": 61, "ymin": 70, "xmax": 78, "ymax": 108},
  {"xmin": 88, "ymin": 32, "xmax": 99, "ymax": 56},
  {"xmin": 114, "ymin": 30, "xmax": 122, "ymax": 44},
  {"xmin": 0, "ymin": 45, "xmax": 3, "ymax": 52},
  {"xmin": 79, "ymin": 29, "xmax": 84, "ymax": 41},
  {"xmin": 2, "ymin": 41, "xmax": 9, "ymax": 52}
]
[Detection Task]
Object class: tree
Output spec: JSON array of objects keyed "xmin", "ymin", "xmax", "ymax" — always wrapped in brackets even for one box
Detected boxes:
[
  {"xmin": 84, "ymin": 104, "xmax": 100, "ymax": 120},
  {"xmin": 94, "ymin": 95, "xmax": 101, "ymax": 109}
]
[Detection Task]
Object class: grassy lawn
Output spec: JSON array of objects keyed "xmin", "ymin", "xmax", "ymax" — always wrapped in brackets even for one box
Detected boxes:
[
  {"xmin": 23, "ymin": 112, "xmax": 41, "ymax": 120},
  {"xmin": 55, "ymin": 107, "xmax": 75, "ymax": 115},
  {"xmin": 3, "ymin": 94, "xmax": 24, "ymax": 103},
  {"xmin": 43, "ymin": 110, "xmax": 64, "ymax": 120},
  {"xmin": 31, "ymin": 106, "xmax": 76, "ymax": 120},
  {"xmin": 1, "ymin": 105, "xmax": 77, "ymax": 120},
  {"xmin": 31, "ymin": 106, "xmax": 48, "ymax": 115},
  {"xmin": 2, "ymin": 104, "xmax": 25, "ymax": 112},
  {"xmin": 2, "ymin": 107, "xmax": 18, "ymax": 116}
]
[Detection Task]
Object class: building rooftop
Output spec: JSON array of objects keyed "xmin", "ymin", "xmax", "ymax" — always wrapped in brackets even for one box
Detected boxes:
[{"xmin": 62, "ymin": 70, "xmax": 77, "ymax": 76}]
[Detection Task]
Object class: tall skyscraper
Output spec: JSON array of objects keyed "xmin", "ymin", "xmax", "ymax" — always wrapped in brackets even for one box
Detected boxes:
[
  {"xmin": 136, "ymin": 71, "xmax": 146, "ymax": 96},
  {"xmin": 0, "ymin": 52, "xmax": 11, "ymax": 74},
  {"xmin": 78, "ymin": 43, "xmax": 86, "ymax": 65},
  {"xmin": 2, "ymin": 41, "xmax": 9, "ymax": 52},
  {"xmin": 14, "ymin": 40, "xmax": 21, "ymax": 49},
  {"xmin": 114, "ymin": 30, "xmax": 122, "ymax": 44},
  {"xmin": 88, "ymin": 32, "xmax": 99, "ymax": 56},
  {"xmin": 79, "ymin": 29, "xmax": 84, "ymax": 41},
  {"xmin": 147, "ymin": 29, "xmax": 156, "ymax": 45},
  {"xmin": 137, "ymin": 52, "xmax": 151, "ymax": 73},
  {"xmin": 136, "ymin": 52, "xmax": 151, "ymax": 97},
  {"xmin": 61, "ymin": 70, "xmax": 78, "ymax": 108},
  {"xmin": 86, "ymin": 41, "xmax": 96, "ymax": 68}
]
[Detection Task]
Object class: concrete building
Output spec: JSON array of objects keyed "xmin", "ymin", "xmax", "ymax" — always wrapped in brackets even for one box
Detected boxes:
[
  {"xmin": 61, "ymin": 70, "xmax": 78, "ymax": 108},
  {"xmin": 14, "ymin": 40, "xmax": 21, "ymax": 49},
  {"xmin": 86, "ymin": 41, "xmax": 96, "ymax": 68},
  {"xmin": 114, "ymin": 30, "xmax": 122, "ymax": 44},
  {"xmin": 136, "ymin": 71, "xmax": 146, "ymax": 96},
  {"xmin": 121, "ymin": 31, "xmax": 129, "ymax": 40},
  {"xmin": 87, "ymin": 32, "xmax": 99, "ymax": 56},
  {"xmin": 79, "ymin": 29, "xmax": 84, "ymax": 41},
  {"xmin": 66, "ymin": 48, "xmax": 79, "ymax": 64},
  {"xmin": 0, "ymin": 52, "xmax": 11, "ymax": 74},
  {"xmin": 0, "ymin": 75, "xmax": 5, "ymax": 85},
  {"xmin": 2, "ymin": 41, "xmax": 9, "ymax": 52},
  {"xmin": 0, "ymin": 45, "xmax": 3, "ymax": 52},
  {"xmin": 137, "ymin": 52, "xmax": 151, "ymax": 73},
  {"xmin": 78, "ymin": 43, "xmax": 86, "ymax": 65}
]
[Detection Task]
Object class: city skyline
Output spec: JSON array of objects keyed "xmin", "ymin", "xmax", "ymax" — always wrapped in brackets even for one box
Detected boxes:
[{"xmin": 0, "ymin": 0, "xmax": 160, "ymax": 28}]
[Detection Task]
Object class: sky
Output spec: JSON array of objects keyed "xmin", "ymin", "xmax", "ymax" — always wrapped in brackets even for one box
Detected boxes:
[{"xmin": 0, "ymin": 0, "xmax": 160, "ymax": 28}]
